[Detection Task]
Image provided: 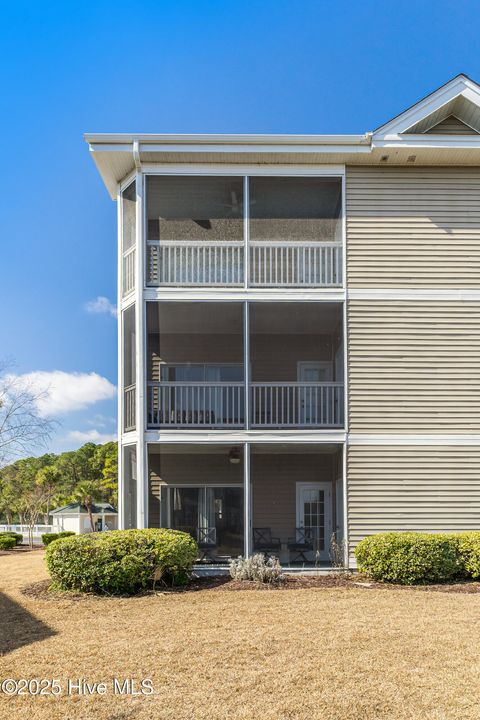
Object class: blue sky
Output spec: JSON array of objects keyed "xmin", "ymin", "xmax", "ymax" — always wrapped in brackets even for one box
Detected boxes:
[{"xmin": 1, "ymin": 0, "xmax": 479, "ymax": 454}]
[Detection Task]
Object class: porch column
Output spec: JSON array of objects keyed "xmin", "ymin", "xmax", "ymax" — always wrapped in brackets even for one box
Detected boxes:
[
  {"xmin": 244, "ymin": 301, "xmax": 250, "ymax": 430},
  {"xmin": 134, "ymin": 170, "xmax": 147, "ymax": 529},
  {"xmin": 244, "ymin": 442, "xmax": 251, "ymax": 556}
]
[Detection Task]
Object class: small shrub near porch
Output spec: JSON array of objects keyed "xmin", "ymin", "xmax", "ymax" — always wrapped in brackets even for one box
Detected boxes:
[
  {"xmin": 456, "ymin": 532, "xmax": 480, "ymax": 580},
  {"xmin": 45, "ymin": 528, "xmax": 198, "ymax": 594},
  {"xmin": 229, "ymin": 554, "xmax": 285, "ymax": 584},
  {"xmin": 355, "ymin": 532, "xmax": 461, "ymax": 585}
]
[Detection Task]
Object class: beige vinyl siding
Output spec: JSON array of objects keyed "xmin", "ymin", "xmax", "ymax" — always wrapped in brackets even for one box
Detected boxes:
[
  {"xmin": 251, "ymin": 454, "xmax": 336, "ymax": 544},
  {"xmin": 424, "ymin": 115, "xmax": 479, "ymax": 135},
  {"xmin": 348, "ymin": 299, "xmax": 480, "ymax": 432},
  {"xmin": 346, "ymin": 166, "xmax": 480, "ymax": 288},
  {"xmin": 348, "ymin": 445, "xmax": 480, "ymax": 557}
]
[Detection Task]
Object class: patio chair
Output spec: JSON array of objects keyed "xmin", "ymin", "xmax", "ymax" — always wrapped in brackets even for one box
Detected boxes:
[
  {"xmin": 287, "ymin": 527, "xmax": 314, "ymax": 563},
  {"xmin": 197, "ymin": 526, "xmax": 217, "ymax": 561},
  {"xmin": 253, "ymin": 527, "xmax": 281, "ymax": 556}
]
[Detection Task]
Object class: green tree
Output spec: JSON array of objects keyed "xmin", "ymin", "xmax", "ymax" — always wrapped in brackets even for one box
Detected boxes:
[{"xmin": 94, "ymin": 441, "xmax": 118, "ymax": 505}]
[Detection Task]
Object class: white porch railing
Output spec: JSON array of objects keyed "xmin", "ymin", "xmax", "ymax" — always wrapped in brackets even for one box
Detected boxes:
[
  {"xmin": 249, "ymin": 241, "xmax": 343, "ymax": 287},
  {"xmin": 250, "ymin": 382, "xmax": 344, "ymax": 427},
  {"xmin": 148, "ymin": 382, "xmax": 245, "ymax": 427},
  {"xmin": 147, "ymin": 240, "xmax": 244, "ymax": 286},
  {"xmin": 124, "ymin": 384, "xmax": 136, "ymax": 432},
  {"xmin": 146, "ymin": 240, "xmax": 343, "ymax": 287},
  {"xmin": 122, "ymin": 246, "xmax": 136, "ymax": 296},
  {"xmin": 147, "ymin": 382, "xmax": 344, "ymax": 428}
]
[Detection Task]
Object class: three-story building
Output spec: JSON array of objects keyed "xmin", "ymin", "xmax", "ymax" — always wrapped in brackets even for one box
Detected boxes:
[{"xmin": 86, "ymin": 74, "xmax": 480, "ymax": 567}]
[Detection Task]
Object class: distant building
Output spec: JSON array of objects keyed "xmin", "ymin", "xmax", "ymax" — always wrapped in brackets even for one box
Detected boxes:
[{"xmin": 51, "ymin": 503, "xmax": 118, "ymax": 534}]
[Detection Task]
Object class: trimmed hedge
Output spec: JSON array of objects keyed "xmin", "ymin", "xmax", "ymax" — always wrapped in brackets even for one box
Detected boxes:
[
  {"xmin": 457, "ymin": 533, "xmax": 480, "ymax": 580},
  {"xmin": 0, "ymin": 535, "xmax": 17, "ymax": 550},
  {"xmin": 355, "ymin": 532, "xmax": 461, "ymax": 585},
  {"xmin": 45, "ymin": 528, "xmax": 198, "ymax": 594},
  {"xmin": 0, "ymin": 531, "xmax": 23, "ymax": 545},
  {"xmin": 42, "ymin": 531, "xmax": 76, "ymax": 546}
]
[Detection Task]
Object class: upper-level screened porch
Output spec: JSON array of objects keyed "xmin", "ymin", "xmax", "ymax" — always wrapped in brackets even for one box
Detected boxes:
[
  {"xmin": 146, "ymin": 301, "xmax": 344, "ymax": 429},
  {"xmin": 145, "ymin": 175, "xmax": 343, "ymax": 289}
]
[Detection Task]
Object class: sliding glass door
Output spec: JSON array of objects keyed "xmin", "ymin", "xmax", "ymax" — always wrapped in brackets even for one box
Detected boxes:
[{"xmin": 169, "ymin": 486, "xmax": 243, "ymax": 559}]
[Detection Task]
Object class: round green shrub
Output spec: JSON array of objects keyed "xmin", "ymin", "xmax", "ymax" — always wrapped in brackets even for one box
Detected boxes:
[
  {"xmin": 0, "ymin": 531, "xmax": 23, "ymax": 545},
  {"xmin": 456, "ymin": 533, "xmax": 480, "ymax": 580},
  {"xmin": 355, "ymin": 532, "xmax": 461, "ymax": 585},
  {"xmin": 0, "ymin": 535, "xmax": 17, "ymax": 550},
  {"xmin": 42, "ymin": 531, "xmax": 76, "ymax": 546},
  {"xmin": 45, "ymin": 528, "xmax": 198, "ymax": 594}
]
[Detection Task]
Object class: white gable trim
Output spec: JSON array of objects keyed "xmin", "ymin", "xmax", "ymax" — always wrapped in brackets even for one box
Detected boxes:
[{"xmin": 374, "ymin": 75, "xmax": 480, "ymax": 139}]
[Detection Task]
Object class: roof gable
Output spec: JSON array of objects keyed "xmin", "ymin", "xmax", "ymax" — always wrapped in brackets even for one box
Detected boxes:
[{"xmin": 374, "ymin": 74, "xmax": 480, "ymax": 139}]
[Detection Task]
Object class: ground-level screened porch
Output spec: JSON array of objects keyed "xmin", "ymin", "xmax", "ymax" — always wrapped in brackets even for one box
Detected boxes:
[{"xmin": 147, "ymin": 443, "xmax": 345, "ymax": 567}]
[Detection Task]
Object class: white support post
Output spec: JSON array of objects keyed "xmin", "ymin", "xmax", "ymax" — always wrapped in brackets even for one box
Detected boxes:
[
  {"xmin": 117, "ymin": 188, "xmax": 125, "ymax": 530},
  {"xmin": 244, "ymin": 442, "xmax": 251, "ymax": 557},
  {"xmin": 135, "ymin": 171, "xmax": 147, "ymax": 529},
  {"xmin": 244, "ymin": 301, "xmax": 250, "ymax": 430},
  {"xmin": 243, "ymin": 175, "xmax": 249, "ymax": 289},
  {"xmin": 342, "ymin": 441, "xmax": 349, "ymax": 568}
]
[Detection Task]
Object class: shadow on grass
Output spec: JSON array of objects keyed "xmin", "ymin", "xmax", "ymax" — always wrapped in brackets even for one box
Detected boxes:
[{"xmin": 0, "ymin": 591, "xmax": 56, "ymax": 655}]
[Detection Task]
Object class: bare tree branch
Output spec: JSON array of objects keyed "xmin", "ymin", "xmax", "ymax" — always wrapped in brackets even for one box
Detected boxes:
[{"xmin": 0, "ymin": 362, "xmax": 56, "ymax": 467}]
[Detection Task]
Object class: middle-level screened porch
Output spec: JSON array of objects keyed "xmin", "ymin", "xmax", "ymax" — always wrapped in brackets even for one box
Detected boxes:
[{"xmin": 146, "ymin": 301, "xmax": 344, "ymax": 429}]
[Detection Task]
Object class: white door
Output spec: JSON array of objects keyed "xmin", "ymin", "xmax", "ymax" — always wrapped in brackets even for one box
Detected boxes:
[
  {"xmin": 295, "ymin": 482, "xmax": 332, "ymax": 562},
  {"xmin": 297, "ymin": 362, "xmax": 332, "ymax": 425}
]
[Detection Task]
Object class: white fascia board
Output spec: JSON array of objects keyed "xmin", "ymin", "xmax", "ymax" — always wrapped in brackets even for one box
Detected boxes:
[
  {"xmin": 85, "ymin": 133, "xmax": 369, "ymax": 146},
  {"xmin": 374, "ymin": 76, "xmax": 480, "ymax": 138},
  {"xmin": 137, "ymin": 143, "xmax": 371, "ymax": 155},
  {"xmin": 373, "ymin": 134, "xmax": 480, "ymax": 148}
]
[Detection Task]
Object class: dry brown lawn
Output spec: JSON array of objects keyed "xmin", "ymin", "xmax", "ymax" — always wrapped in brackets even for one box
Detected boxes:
[{"xmin": 1, "ymin": 550, "xmax": 480, "ymax": 720}]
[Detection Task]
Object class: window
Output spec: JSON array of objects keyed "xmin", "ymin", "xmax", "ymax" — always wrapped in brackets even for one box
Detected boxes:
[{"xmin": 160, "ymin": 364, "xmax": 243, "ymax": 382}]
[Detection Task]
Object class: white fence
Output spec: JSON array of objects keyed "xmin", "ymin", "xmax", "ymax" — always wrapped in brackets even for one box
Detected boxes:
[{"xmin": 0, "ymin": 524, "xmax": 58, "ymax": 543}]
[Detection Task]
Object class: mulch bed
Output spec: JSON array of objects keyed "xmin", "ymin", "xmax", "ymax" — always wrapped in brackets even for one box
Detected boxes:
[
  {"xmin": 20, "ymin": 573, "xmax": 480, "ymax": 600},
  {"xmin": 0, "ymin": 544, "xmax": 43, "ymax": 557}
]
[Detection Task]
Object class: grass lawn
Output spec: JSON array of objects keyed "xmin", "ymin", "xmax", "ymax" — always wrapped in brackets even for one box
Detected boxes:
[{"xmin": 1, "ymin": 551, "xmax": 480, "ymax": 719}]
